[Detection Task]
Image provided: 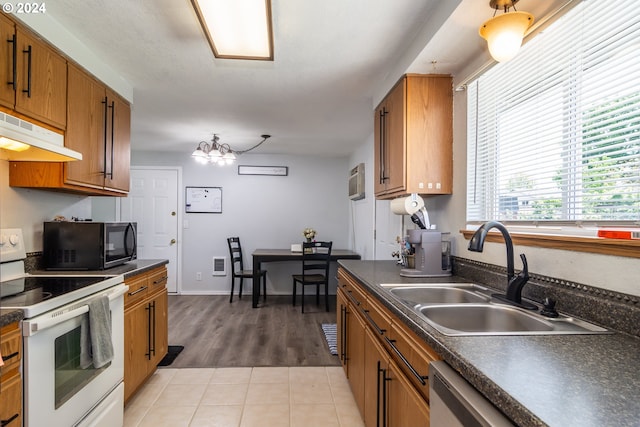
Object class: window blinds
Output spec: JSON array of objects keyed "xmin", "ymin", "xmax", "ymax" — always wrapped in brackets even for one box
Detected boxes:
[{"xmin": 467, "ymin": 0, "xmax": 640, "ymax": 223}]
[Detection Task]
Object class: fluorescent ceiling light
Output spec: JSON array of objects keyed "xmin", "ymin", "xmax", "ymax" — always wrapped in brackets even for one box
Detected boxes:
[{"xmin": 191, "ymin": 0, "xmax": 274, "ymax": 61}]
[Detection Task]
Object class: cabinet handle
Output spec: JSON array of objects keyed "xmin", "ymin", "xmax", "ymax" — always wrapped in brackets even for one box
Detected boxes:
[
  {"xmin": 101, "ymin": 96, "xmax": 109, "ymax": 177},
  {"xmin": 7, "ymin": 34, "xmax": 16, "ymax": 90},
  {"xmin": 108, "ymin": 100, "xmax": 115, "ymax": 179},
  {"xmin": 128, "ymin": 285, "xmax": 148, "ymax": 296},
  {"xmin": 378, "ymin": 109, "xmax": 385, "ymax": 184},
  {"xmin": 1, "ymin": 351, "xmax": 19, "ymax": 362},
  {"xmin": 376, "ymin": 361, "xmax": 383, "ymax": 427},
  {"xmin": 22, "ymin": 45, "xmax": 32, "ymax": 97},
  {"xmin": 345, "ymin": 289, "xmax": 361, "ymax": 306},
  {"xmin": 384, "ymin": 337, "xmax": 428, "ymax": 385},
  {"xmin": 362, "ymin": 309, "xmax": 386, "ymax": 335},
  {"xmin": 145, "ymin": 304, "xmax": 152, "ymax": 359},
  {"xmin": 150, "ymin": 301, "xmax": 156, "ymax": 357},
  {"xmin": 153, "ymin": 276, "xmax": 168, "ymax": 284},
  {"xmin": 1, "ymin": 413, "xmax": 19, "ymax": 426},
  {"xmin": 342, "ymin": 305, "xmax": 348, "ymax": 363}
]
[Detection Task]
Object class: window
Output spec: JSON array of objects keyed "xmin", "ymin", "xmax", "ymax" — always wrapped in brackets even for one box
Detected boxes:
[{"xmin": 467, "ymin": 0, "xmax": 640, "ymax": 224}]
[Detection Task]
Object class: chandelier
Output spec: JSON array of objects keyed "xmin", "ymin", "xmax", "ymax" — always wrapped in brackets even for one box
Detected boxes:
[{"xmin": 191, "ymin": 134, "xmax": 271, "ymax": 165}]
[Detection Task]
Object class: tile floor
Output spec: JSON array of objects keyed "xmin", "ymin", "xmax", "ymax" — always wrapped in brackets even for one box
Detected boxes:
[{"xmin": 124, "ymin": 366, "xmax": 365, "ymax": 427}]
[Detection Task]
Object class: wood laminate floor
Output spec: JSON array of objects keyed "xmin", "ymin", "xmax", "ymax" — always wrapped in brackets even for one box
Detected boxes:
[{"xmin": 166, "ymin": 294, "xmax": 341, "ymax": 368}]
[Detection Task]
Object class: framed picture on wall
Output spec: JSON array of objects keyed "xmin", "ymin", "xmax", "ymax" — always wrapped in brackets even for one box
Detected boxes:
[{"xmin": 185, "ymin": 186, "xmax": 222, "ymax": 213}]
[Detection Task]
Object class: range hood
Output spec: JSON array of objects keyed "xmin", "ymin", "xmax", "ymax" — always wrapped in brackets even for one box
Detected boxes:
[{"xmin": 0, "ymin": 112, "xmax": 82, "ymax": 161}]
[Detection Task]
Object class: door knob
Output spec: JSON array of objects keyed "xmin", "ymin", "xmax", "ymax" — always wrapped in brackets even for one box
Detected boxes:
[
  {"xmin": 171, "ymin": 211, "xmax": 176, "ymax": 216},
  {"xmin": 170, "ymin": 239, "xmax": 176, "ymax": 245}
]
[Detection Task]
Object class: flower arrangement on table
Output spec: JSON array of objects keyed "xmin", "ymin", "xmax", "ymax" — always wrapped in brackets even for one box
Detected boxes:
[{"xmin": 303, "ymin": 228, "xmax": 316, "ymax": 242}]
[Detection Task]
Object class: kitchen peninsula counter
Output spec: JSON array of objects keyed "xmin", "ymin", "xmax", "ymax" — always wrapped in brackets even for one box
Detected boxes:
[{"xmin": 338, "ymin": 260, "xmax": 640, "ymax": 427}]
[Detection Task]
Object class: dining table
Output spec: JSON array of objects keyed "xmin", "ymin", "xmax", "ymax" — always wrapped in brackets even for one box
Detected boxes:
[{"xmin": 251, "ymin": 248, "xmax": 361, "ymax": 308}]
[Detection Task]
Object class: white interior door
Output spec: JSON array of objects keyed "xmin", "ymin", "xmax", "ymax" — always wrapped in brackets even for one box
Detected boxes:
[
  {"xmin": 375, "ymin": 199, "xmax": 402, "ymax": 260},
  {"xmin": 120, "ymin": 167, "xmax": 180, "ymax": 293}
]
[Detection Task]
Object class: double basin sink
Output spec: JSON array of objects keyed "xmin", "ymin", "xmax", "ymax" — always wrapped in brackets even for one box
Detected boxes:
[{"xmin": 382, "ymin": 283, "xmax": 609, "ymax": 336}]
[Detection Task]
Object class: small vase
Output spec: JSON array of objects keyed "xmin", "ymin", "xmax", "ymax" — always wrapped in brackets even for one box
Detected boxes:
[{"xmin": 305, "ymin": 238, "xmax": 313, "ymax": 253}]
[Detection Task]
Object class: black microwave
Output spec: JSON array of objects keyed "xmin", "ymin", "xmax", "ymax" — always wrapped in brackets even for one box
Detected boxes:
[{"xmin": 43, "ymin": 221, "xmax": 137, "ymax": 270}]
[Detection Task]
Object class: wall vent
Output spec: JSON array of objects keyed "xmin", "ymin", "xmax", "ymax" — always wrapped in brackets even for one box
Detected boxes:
[{"xmin": 212, "ymin": 256, "xmax": 226, "ymax": 276}]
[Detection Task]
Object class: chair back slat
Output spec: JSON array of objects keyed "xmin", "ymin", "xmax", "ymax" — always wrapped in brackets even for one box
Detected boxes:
[
  {"xmin": 301, "ymin": 241, "xmax": 332, "ymax": 278},
  {"xmin": 227, "ymin": 237, "xmax": 245, "ymax": 274}
]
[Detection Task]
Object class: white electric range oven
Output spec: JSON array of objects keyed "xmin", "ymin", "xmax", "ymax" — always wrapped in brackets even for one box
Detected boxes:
[{"xmin": 0, "ymin": 229, "xmax": 128, "ymax": 427}]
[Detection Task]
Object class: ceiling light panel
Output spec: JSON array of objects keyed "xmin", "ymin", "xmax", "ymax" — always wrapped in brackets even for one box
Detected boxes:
[{"xmin": 192, "ymin": 0, "xmax": 274, "ymax": 60}]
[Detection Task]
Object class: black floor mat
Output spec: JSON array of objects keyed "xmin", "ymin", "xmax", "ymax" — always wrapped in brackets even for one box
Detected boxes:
[{"xmin": 158, "ymin": 345, "xmax": 184, "ymax": 366}]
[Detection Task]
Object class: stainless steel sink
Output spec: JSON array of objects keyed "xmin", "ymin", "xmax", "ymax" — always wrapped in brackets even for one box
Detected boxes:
[
  {"xmin": 389, "ymin": 286, "xmax": 490, "ymax": 305},
  {"xmin": 382, "ymin": 283, "xmax": 610, "ymax": 336},
  {"xmin": 418, "ymin": 304, "xmax": 554, "ymax": 334}
]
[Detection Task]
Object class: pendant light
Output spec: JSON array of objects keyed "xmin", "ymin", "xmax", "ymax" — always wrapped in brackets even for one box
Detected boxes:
[{"xmin": 479, "ymin": 0, "xmax": 534, "ymax": 63}]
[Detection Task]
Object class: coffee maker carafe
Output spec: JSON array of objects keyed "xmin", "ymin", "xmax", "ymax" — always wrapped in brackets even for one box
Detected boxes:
[{"xmin": 400, "ymin": 229, "xmax": 451, "ymax": 277}]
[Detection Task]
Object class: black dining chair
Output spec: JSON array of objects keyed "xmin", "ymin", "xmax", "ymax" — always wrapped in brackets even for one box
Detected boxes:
[
  {"xmin": 227, "ymin": 237, "xmax": 267, "ymax": 303},
  {"xmin": 292, "ymin": 241, "xmax": 333, "ymax": 313}
]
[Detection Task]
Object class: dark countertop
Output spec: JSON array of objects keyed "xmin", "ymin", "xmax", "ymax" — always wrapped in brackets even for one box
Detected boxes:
[
  {"xmin": 31, "ymin": 259, "xmax": 168, "ymax": 279},
  {"xmin": 338, "ymin": 259, "xmax": 640, "ymax": 427},
  {"xmin": 0, "ymin": 309, "xmax": 24, "ymax": 328},
  {"xmin": 2, "ymin": 259, "xmax": 168, "ymax": 326}
]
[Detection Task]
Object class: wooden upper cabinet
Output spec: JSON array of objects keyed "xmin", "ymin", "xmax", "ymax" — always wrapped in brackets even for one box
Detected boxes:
[
  {"xmin": 66, "ymin": 64, "xmax": 107, "ymax": 188},
  {"xmin": 374, "ymin": 74, "xmax": 453, "ymax": 199},
  {"xmin": 10, "ymin": 65, "xmax": 131, "ymax": 195},
  {"xmin": 65, "ymin": 66, "xmax": 130, "ymax": 193},
  {"xmin": 104, "ymin": 89, "xmax": 131, "ymax": 192},
  {"xmin": 0, "ymin": 14, "xmax": 16, "ymax": 109},
  {"xmin": 14, "ymin": 28, "xmax": 67, "ymax": 129}
]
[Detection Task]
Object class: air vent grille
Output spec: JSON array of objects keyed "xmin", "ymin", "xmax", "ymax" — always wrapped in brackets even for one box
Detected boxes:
[{"xmin": 212, "ymin": 256, "xmax": 226, "ymax": 276}]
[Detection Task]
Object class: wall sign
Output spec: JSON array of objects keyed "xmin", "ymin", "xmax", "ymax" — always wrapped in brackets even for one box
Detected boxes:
[
  {"xmin": 238, "ymin": 165, "xmax": 288, "ymax": 176},
  {"xmin": 185, "ymin": 186, "xmax": 222, "ymax": 213}
]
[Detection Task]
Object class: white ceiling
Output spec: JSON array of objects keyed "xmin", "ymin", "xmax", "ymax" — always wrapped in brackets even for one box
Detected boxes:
[{"xmin": 40, "ymin": 0, "xmax": 567, "ymax": 157}]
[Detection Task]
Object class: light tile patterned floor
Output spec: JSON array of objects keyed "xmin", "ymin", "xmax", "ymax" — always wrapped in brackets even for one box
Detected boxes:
[{"xmin": 124, "ymin": 367, "xmax": 365, "ymax": 427}]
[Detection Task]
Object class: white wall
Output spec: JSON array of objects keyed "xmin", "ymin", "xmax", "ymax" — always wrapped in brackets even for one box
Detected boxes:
[
  {"xmin": 0, "ymin": 161, "xmax": 92, "ymax": 251},
  {"xmin": 130, "ymin": 151, "xmax": 350, "ymax": 295},
  {"xmin": 352, "ymin": 90, "xmax": 640, "ymax": 297}
]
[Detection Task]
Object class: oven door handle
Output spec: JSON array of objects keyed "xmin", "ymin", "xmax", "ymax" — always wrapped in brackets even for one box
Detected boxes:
[{"xmin": 22, "ymin": 284, "xmax": 129, "ymax": 336}]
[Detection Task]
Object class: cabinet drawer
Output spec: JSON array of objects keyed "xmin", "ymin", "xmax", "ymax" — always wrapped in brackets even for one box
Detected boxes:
[
  {"xmin": 388, "ymin": 322, "xmax": 440, "ymax": 402},
  {"xmin": 147, "ymin": 267, "xmax": 168, "ymax": 295},
  {"xmin": 0, "ymin": 371, "xmax": 22, "ymax": 427},
  {"xmin": 0, "ymin": 323, "xmax": 21, "ymax": 376},
  {"xmin": 364, "ymin": 295, "xmax": 392, "ymax": 336},
  {"xmin": 124, "ymin": 274, "xmax": 148, "ymax": 308}
]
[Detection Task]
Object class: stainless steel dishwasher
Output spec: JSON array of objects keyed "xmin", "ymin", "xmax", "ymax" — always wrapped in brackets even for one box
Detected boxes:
[{"xmin": 429, "ymin": 361, "xmax": 514, "ymax": 427}]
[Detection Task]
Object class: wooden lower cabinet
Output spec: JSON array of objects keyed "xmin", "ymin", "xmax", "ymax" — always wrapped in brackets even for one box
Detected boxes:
[
  {"xmin": 0, "ymin": 322, "xmax": 22, "ymax": 427},
  {"xmin": 337, "ymin": 268, "xmax": 438, "ymax": 426},
  {"xmin": 124, "ymin": 266, "xmax": 168, "ymax": 403}
]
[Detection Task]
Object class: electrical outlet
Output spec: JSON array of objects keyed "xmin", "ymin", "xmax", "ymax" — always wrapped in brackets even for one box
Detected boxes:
[{"xmin": 196, "ymin": 272, "xmax": 202, "ymax": 281}]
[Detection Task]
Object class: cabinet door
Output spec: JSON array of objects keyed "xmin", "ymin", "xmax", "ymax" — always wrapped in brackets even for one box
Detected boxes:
[
  {"xmin": 405, "ymin": 75, "xmax": 453, "ymax": 195},
  {"xmin": 347, "ymin": 305, "xmax": 366, "ymax": 416},
  {"xmin": 337, "ymin": 288, "xmax": 349, "ymax": 372},
  {"xmin": 374, "ymin": 104, "xmax": 387, "ymax": 195},
  {"xmin": 124, "ymin": 302, "xmax": 150, "ymax": 403},
  {"xmin": 149, "ymin": 289, "xmax": 168, "ymax": 367},
  {"xmin": 65, "ymin": 64, "xmax": 106, "ymax": 188},
  {"xmin": 15, "ymin": 28, "xmax": 67, "ymax": 129},
  {"xmin": 104, "ymin": 90, "xmax": 131, "ymax": 192},
  {"xmin": 0, "ymin": 371, "xmax": 22, "ymax": 427},
  {"xmin": 383, "ymin": 79, "xmax": 406, "ymax": 194},
  {"xmin": 0, "ymin": 323, "xmax": 21, "ymax": 376},
  {"xmin": 0, "ymin": 14, "xmax": 15, "ymax": 109},
  {"xmin": 363, "ymin": 328, "xmax": 388, "ymax": 427},
  {"xmin": 386, "ymin": 358, "xmax": 430, "ymax": 427}
]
